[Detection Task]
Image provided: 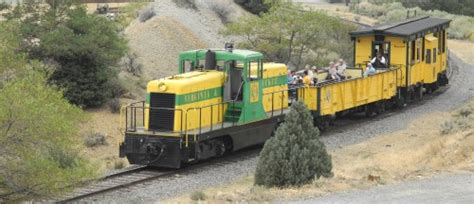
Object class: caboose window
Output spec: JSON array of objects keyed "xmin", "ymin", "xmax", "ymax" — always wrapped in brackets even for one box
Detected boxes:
[
  {"xmin": 426, "ymin": 49, "xmax": 431, "ymax": 64},
  {"xmin": 411, "ymin": 40, "xmax": 416, "ymax": 64},
  {"xmin": 433, "ymin": 48, "xmax": 437, "ymax": 63},
  {"xmin": 416, "ymin": 39, "xmax": 421, "ymax": 62},
  {"xmin": 441, "ymin": 30, "xmax": 446, "ymax": 53}
]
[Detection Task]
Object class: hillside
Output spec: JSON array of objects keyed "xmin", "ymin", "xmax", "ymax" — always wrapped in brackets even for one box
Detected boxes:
[{"xmin": 125, "ymin": 0, "xmax": 248, "ymax": 79}]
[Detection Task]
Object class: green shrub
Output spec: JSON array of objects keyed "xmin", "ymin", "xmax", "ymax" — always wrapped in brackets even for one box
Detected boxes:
[
  {"xmin": 114, "ymin": 160, "xmax": 126, "ymax": 169},
  {"xmin": 84, "ymin": 132, "xmax": 108, "ymax": 147},
  {"xmin": 234, "ymin": 0, "xmax": 269, "ymax": 15},
  {"xmin": 440, "ymin": 103, "xmax": 474, "ymax": 135},
  {"xmin": 7, "ymin": 2, "xmax": 127, "ymax": 108},
  {"xmin": 108, "ymin": 77, "xmax": 126, "ymax": 99},
  {"xmin": 108, "ymin": 98, "xmax": 122, "ymax": 113},
  {"xmin": 254, "ymin": 101, "xmax": 332, "ymax": 187},
  {"xmin": 0, "ymin": 71, "xmax": 98, "ymax": 201},
  {"xmin": 440, "ymin": 121, "xmax": 454, "ymax": 135},
  {"xmin": 190, "ymin": 191, "xmax": 207, "ymax": 201},
  {"xmin": 0, "ymin": 2, "xmax": 10, "ymax": 11},
  {"xmin": 138, "ymin": 7, "xmax": 156, "ymax": 22}
]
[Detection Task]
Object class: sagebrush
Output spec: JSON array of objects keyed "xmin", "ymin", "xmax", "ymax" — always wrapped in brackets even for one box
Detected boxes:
[{"xmin": 139, "ymin": 7, "xmax": 156, "ymax": 22}]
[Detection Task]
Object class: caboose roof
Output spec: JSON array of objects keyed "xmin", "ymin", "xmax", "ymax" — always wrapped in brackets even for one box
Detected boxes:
[{"xmin": 350, "ymin": 16, "xmax": 451, "ymax": 40}]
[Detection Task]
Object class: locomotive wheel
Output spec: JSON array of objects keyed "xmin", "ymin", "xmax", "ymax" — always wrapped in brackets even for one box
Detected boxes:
[{"xmin": 215, "ymin": 140, "xmax": 226, "ymax": 157}]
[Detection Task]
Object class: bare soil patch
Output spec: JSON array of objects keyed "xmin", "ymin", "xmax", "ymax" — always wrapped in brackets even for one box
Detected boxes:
[{"xmin": 449, "ymin": 40, "xmax": 474, "ymax": 65}]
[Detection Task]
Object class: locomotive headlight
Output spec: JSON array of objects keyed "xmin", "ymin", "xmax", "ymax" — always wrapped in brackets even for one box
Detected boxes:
[{"xmin": 158, "ymin": 82, "xmax": 167, "ymax": 92}]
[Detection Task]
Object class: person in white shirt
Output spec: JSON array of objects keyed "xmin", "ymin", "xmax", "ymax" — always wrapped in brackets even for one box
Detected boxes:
[
  {"xmin": 370, "ymin": 52, "xmax": 387, "ymax": 68},
  {"xmin": 328, "ymin": 63, "xmax": 341, "ymax": 81},
  {"xmin": 336, "ymin": 59, "xmax": 347, "ymax": 79}
]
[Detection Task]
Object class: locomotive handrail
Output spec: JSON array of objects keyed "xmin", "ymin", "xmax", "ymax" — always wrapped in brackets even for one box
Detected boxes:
[
  {"xmin": 233, "ymin": 81, "xmax": 244, "ymax": 101},
  {"xmin": 263, "ymin": 85, "xmax": 308, "ymax": 116},
  {"xmin": 122, "ymin": 102, "xmax": 185, "ymax": 134},
  {"xmin": 183, "ymin": 99, "xmax": 241, "ymax": 147}
]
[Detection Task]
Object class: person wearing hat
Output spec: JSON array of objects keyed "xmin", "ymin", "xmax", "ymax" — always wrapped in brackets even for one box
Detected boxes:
[{"xmin": 371, "ymin": 52, "xmax": 387, "ymax": 68}]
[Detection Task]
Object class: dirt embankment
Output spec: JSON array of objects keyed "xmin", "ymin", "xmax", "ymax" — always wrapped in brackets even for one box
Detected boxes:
[
  {"xmin": 125, "ymin": 0, "xmax": 247, "ymax": 79},
  {"xmin": 164, "ymin": 102, "xmax": 474, "ymax": 203}
]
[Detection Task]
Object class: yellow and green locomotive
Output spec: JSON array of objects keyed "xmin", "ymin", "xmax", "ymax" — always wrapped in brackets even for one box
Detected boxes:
[
  {"xmin": 120, "ymin": 47, "xmax": 289, "ymax": 168},
  {"xmin": 119, "ymin": 17, "xmax": 450, "ymax": 168}
]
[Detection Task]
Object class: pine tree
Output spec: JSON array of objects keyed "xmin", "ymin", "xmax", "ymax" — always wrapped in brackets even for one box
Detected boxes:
[{"xmin": 254, "ymin": 101, "xmax": 332, "ymax": 187}]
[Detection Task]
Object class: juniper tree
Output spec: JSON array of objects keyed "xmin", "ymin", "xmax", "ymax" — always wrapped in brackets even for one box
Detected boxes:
[{"xmin": 254, "ymin": 101, "xmax": 332, "ymax": 187}]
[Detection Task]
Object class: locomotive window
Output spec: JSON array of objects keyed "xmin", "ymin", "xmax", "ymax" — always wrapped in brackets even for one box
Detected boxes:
[
  {"xmin": 426, "ymin": 49, "xmax": 431, "ymax": 64},
  {"xmin": 433, "ymin": 48, "xmax": 437, "ymax": 63},
  {"xmin": 196, "ymin": 59, "xmax": 225, "ymax": 70},
  {"xmin": 216, "ymin": 60, "xmax": 225, "ymax": 71},
  {"xmin": 248, "ymin": 60, "xmax": 262, "ymax": 81},
  {"xmin": 411, "ymin": 40, "xmax": 416, "ymax": 64},
  {"xmin": 198, "ymin": 59, "xmax": 205, "ymax": 70},
  {"xmin": 182, "ymin": 60, "xmax": 194, "ymax": 72}
]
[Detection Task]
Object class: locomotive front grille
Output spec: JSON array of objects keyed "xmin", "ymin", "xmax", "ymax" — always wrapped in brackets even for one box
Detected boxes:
[{"xmin": 149, "ymin": 93, "xmax": 175, "ymax": 131}]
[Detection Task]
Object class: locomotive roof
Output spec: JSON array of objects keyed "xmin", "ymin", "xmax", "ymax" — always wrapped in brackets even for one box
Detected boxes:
[
  {"xmin": 179, "ymin": 49, "xmax": 263, "ymax": 61},
  {"xmin": 350, "ymin": 16, "xmax": 451, "ymax": 39}
]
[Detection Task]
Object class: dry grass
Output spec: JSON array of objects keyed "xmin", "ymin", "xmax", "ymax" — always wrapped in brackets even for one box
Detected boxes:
[
  {"xmin": 163, "ymin": 104, "xmax": 474, "ymax": 203},
  {"xmin": 449, "ymin": 39, "xmax": 474, "ymax": 65},
  {"xmin": 79, "ymin": 105, "xmax": 133, "ymax": 172}
]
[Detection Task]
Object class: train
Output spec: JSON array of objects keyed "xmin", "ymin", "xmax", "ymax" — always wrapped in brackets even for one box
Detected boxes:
[{"xmin": 119, "ymin": 16, "xmax": 451, "ymax": 168}]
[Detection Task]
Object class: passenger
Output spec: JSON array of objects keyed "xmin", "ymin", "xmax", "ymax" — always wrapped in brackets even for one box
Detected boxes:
[
  {"xmin": 336, "ymin": 59, "xmax": 347, "ymax": 79},
  {"xmin": 364, "ymin": 63, "xmax": 376, "ymax": 77},
  {"xmin": 327, "ymin": 63, "xmax": 341, "ymax": 81},
  {"xmin": 287, "ymin": 70, "xmax": 294, "ymax": 84},
  {"xmin": 303, "ymin": 70, "xmax": 313, "ymax": 86},
  {"xmin": 370, "ymin": 52, "xmax": 387, "ymax": 68},
  {"xmin": 306, "ymin": 65, "xmax": 314, "ymax": 79},
  {"xmin": 311, "ymin": 65, "xmax": 319, "ymax": 84}
]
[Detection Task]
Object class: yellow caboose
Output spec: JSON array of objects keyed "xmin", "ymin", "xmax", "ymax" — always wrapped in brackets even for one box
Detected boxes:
[{"xmin": 351, "ymin": 16, "xmax": 450, "ymax": 101}]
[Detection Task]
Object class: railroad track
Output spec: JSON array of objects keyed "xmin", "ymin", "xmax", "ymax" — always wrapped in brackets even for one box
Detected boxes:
[
  {"xmin": 55, "ymin": 166, "xmax": 173, "ymax": 203},
  {"xmin": 55, "ymin": 148, "xmax": 260, "ymax": 203}
]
